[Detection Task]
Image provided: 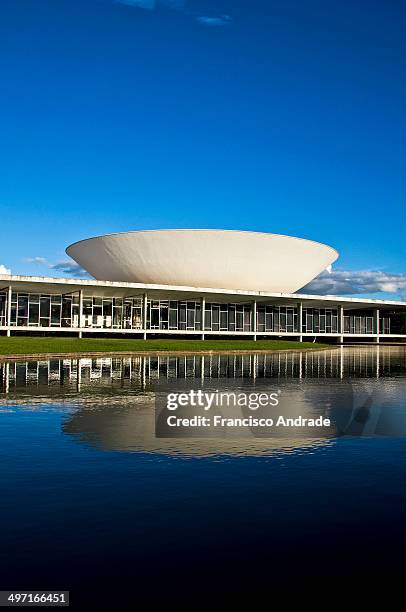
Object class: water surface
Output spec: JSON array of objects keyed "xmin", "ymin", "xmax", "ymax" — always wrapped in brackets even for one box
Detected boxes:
[{"xmin": 1, "ymin": 346, "xmax": 406, "ymax": 602}]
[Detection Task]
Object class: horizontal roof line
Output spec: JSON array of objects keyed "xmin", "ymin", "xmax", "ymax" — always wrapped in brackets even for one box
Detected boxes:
[{"xmin": 0, "ymin": 274, "xmax": 406, "ymax": 307}]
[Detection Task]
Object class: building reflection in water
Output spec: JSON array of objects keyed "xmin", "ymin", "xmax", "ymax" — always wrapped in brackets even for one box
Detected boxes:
[{"xmin": 1, "ymin": 346, "xmax": 405, "ymax": 457}]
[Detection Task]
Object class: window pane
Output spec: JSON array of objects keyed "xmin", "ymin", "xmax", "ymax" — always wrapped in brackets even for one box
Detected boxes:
[
  {"xmin": 169, "ymin": 308, "xmax": 178, "ymax": 329},
  {"xmin": 29, "ymin": 302, "xmax": 39, "ymax": 325},
  {"xmin": 51, "ymin": 304, "xmax": 61, "ymax": 325},
  {"xmin": 40, "ymin": 297, "xmax": 51, "ymax": 318},
  {"xmin": 18, "ymin": 296, "xmax": 28, "ymax": 318},
  {"xmin": 187, "ymin": 308, "xmax": 195, "ymax": 329}
]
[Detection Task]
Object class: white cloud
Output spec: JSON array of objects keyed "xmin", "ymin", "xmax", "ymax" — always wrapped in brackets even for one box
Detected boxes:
[
  {"xmin": 23, "ymin": 255, "xmax": 89, "ymax": 278},
  {"xmin": 0, "ymin": 264, "xmax": 11, "ymax": 275},
  {"xmin": 196, "ymin": 15, "xmax": 232, "ymax": 27},
  {"xmin": 115, "ymin": 0, "xmax": 155, "ymax": 8},
  {"xmin": 24, "ymin": 256, "xmax": 48, "ymax": 265},
  {"xmin": 115, "ymin": 0, "xmax": 186, "ymax": 9},
  {"xmin": 301, "ymin": 269, "xmax": 406, "ymax": 296},
  {"xmin": 49, "ymin": 260, "xmax": 90, "ymax": 278},
  {"xmin": 114, "ymin": 1, "xmax": 231, "ymax": 27}
]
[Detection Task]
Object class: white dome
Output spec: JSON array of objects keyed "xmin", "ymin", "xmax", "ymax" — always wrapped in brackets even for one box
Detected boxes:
[{"xmin": 66, "ymin": 229, "xmax": 338, "ymax": 293}]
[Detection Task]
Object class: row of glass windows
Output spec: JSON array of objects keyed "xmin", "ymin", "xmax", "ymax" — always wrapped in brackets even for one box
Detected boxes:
[
  {"xmin": 344, "ymin": 315, "xmax": 374, "ymax": 335},
  {"xmin": 147, "ymin": 301, "xmax": 253, "ymax": 331},
  {"xmin": 82, "ymin": 297, "xmax": 143, "ymax": 329},
  {"xmin": 205, "ymin": 303, "xmax": 252, "ymax": 332},
  {"xmin": 147, "ymin": 300, "xmax": 202, "ymax": 330},
  {"xmin": 257, "ymin": 306, "xmax": 298, "ymax": 333},
  {"xmin": 0, "ymin": 294, "xmax": 7, "ymax": 326},
  {"xmin": 8, "ymin": 293, "xmax": 80, "ymax": 328},
  {"xmin": 0, "ymin": 292, "xmax": 398, "ymax": 334},
  {"xmin": 0, "ymin": 293, "xmax": 143, "ymax": 329},
  {"xmin": 302, "ymin": 308, "xmax": 339, "ymax": 334},
  {"xmin": 343, "ymin": 315, "xmax": 390, "ymax": 335}
]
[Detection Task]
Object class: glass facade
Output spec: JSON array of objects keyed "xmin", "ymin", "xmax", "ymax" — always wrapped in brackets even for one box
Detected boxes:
[
  {"xmin": 204, "ymin": 303, "xmax": 252, "ymax": 332},
  {"xmin": 343, "ymin": 311, "xmax": 391, "ymax": 335},
  {"xmin": 343, "ymin": 314, "xmax": 374, "ymax": 335},
  {"xmin": 0, "ymin": 289, "xmax": 403, "ymax": 335},
  {"xmin": 82, "ymin": 297, "xmax": 142, "ymax": 329},
  {"xmin": 380, "ymin": 316, "xmax": 391, "ymax": 335},
  {"xmin": 147, "ymin": 300, "xmax": 202, "ymax": 331},
  {"xmin": 0, "ymin": 292, "xmax": 6, "ymax": 326},
  {"xmin": 9, "ymin": 292, "xmax": 80, "ymax": 328},
  {"xmin": 256, "ymin": 305, "xmax": 297, "ymax": 333},
  {"xmin": 0, "ymin": 292, "xmax": 143, "ymax": 330},
  {"xmin": 302, "ymin": 308, "xmax": 339, "ymax": 334}
]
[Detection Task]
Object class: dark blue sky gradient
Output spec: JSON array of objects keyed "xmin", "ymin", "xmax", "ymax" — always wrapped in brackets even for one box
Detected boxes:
[{"xmin": 1, "ymin": 0, "xmax": 405, "ymax": 293}]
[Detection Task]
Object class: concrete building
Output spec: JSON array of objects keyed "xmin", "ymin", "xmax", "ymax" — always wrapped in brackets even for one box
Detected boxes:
[{"xmin": 1, "ymin": 230, "xmax": 405, "ymax": 342}]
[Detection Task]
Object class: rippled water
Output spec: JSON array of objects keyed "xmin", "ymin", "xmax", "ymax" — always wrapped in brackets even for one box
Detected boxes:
[{"xmin": 1, "ymin": 346, "xmax": 406, "ymax": 601}]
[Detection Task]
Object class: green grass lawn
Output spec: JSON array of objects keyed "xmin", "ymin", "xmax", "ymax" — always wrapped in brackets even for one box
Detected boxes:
[{"xmin": 0, "ymin": 336, "xmax": 330, "ymax": 356}]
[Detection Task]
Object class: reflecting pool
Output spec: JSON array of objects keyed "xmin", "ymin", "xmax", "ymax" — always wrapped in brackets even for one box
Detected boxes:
[{"xmin": 1, "ymin": 346, "xmax": 406, "ymax": 602}]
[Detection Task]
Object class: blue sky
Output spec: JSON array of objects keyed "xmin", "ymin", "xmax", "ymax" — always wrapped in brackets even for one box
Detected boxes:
[{"xmin": 1, "ymin": 0, "xmax": 406, "ymax": 298}]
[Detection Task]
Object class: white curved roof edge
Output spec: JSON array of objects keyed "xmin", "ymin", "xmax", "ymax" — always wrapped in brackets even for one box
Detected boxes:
[
  {"xmin": 1, "ymin": 274, "xmax": 406, "ymax": 307},
  {"xmin": 66, "ymin": 228, "xmax": 339, "ymax": 259}
]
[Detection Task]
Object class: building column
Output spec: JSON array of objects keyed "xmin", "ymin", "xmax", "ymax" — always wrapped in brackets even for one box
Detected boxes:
[
  {"xmin": 375, "ymin": 308, "xmax": 380, "ymax": 343},
  {"xmin": 338, "ymin": 304, "xmax": 344, "ymax": 344},
  {"xmin": 4, "ymin": 362, "xmax": 10, "ymax": 394},
  {"xmin": 376, "ymin": 344, "xmax": 380, "ymax": 378},
  {"xmin": 141, "ymin": 357, "xmax": 146, "ymax": 390},
  {"xmin": 252, "ymin": 300, "xmax": 257, "ymax": 341},
  {"xmin": 6, "ymin": 286, "xmax": 12, "ymax": 337},
  {"xmin": 76, "ymin": 359, "xmax": 81, "ymax": 392},
  {"xmin": 78, "ymin": 289, "xmax": 83, "ymax": 338},
  {"xmin": 201, "ymin": 296, "xmax": 205, "ymax": 340},
  {"xmin": 143, "ymin": 293, "xmax": 148, "ymax": 340},
  {"xmin": 297, "ymin": 302, "xmax": 303, "ymax": 342}
]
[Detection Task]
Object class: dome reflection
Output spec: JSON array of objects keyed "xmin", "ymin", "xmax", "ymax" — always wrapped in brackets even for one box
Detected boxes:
[{"xmin": 1, "ymin": 346, "xmax": 406, "ymax": 457}]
